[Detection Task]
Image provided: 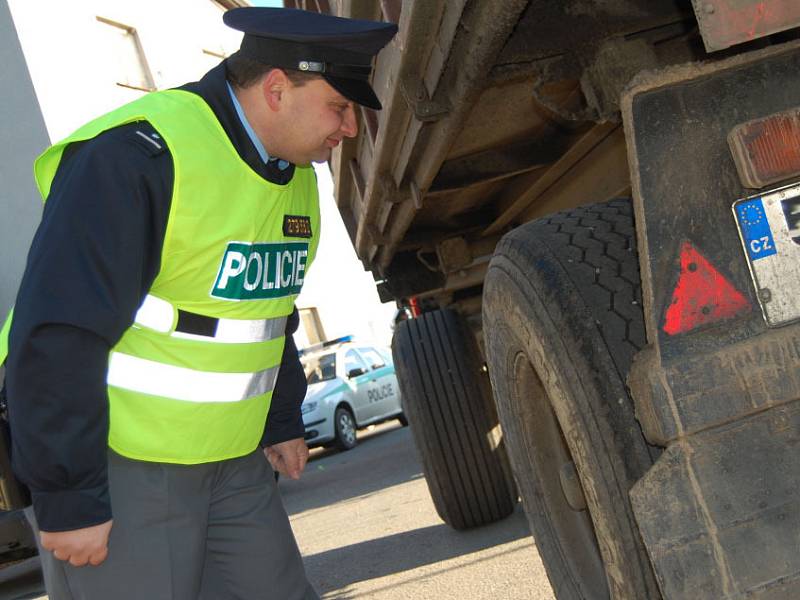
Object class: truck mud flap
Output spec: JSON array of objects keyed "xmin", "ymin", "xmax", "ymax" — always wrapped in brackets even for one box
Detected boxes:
[{"xmin": 623, "ymin": 40, "xmax": 800, "ymax": 599}]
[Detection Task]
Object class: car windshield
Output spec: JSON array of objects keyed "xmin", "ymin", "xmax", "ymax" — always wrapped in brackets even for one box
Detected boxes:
[{"xmin": 304, "ymin": 353, "xmax": 337, "ymax": 384}]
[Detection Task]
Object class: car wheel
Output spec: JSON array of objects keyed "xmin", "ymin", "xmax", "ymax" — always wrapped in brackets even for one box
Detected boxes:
[
  {"xmin": 392, "ymin": 308, "xmax": 516, "ymax": 530},
  {"xmin": 483, "ymin": 199, "xmax": 661, "ymax": 599},
  {"xmin": 334, "ymin": 407, "xmax": 358, "ymax": 451}
]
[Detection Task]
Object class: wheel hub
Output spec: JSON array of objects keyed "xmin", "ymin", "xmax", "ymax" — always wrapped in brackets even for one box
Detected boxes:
[{"xmin": 339, "ymin": 413, "xmax": 355, "ymax": 443}]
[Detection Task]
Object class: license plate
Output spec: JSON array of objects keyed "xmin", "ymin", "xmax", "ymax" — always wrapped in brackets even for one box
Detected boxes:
[{"xmin": 733, "ymin": 182, "xmax": 800, "ymax": 327}]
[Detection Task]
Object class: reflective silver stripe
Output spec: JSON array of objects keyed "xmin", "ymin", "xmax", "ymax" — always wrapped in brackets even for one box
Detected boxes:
[
  {"xmin": 172, "ymin": 315, "xmax": 288, "ymax": 344},
  {"xmin": 107, "ymin": 352, "xmax": 280, "ymax": 403},
  {"xmin": 135, "ymin": 130, "xmax": 163, "ymax": 150},
  {"xmin": 134, "ymin": 294, "xmax": 287, "ymax": 343},
  {"xmin": 134, "ymin": 295, "xmax": 174, "ymax": 333}
]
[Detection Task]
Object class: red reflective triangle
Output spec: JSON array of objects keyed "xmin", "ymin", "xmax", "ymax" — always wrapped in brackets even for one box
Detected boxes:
[{"xmin": 663, "ymin": 242, "xmax": 751, "ymax": 336}]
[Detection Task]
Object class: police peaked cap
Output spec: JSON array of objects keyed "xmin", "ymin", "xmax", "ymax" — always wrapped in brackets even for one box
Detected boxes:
[{"xmin": 223, "ymin": 7, "xmax": 398, "ymax": 110}]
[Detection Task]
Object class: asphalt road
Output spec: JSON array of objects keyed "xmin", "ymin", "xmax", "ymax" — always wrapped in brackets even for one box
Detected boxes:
[
  {"xmin": 4, "ymin": 421, "xmax": 556, "ymax": 600},
  {"xmin": 281, "ymin": 421, "xmax": 556, "ymax": 600}
]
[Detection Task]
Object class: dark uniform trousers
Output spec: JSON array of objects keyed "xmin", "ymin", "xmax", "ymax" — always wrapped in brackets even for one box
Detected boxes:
[{"xmin": 27, "ymin": 449, "xmax": 319, "ymax": 600}]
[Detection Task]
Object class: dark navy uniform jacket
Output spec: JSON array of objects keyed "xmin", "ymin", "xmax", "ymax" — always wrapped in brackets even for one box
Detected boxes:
[{"xmin": 5, "ymin": 62, "xmax": 309, "ymax": 532}]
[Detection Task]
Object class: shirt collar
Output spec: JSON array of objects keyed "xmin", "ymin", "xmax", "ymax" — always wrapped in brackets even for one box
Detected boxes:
[{"xmin": 226, "ymin": 81, "xmax": 289, "ymax": 170}]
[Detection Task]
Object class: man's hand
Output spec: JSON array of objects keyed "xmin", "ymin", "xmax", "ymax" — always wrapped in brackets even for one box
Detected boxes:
[
  {"xmin": 264, "ymin": 438, "xmax": 309, "ymax": 480},
  {"xmin": 40, "ymin": 520, "xmax": 113, "ymax": 567}
]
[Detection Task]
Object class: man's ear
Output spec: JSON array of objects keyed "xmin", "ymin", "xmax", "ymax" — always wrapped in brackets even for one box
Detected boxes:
[{"xmin": 262, "ymin": 68, "xmax": 289, "ymax": 112}]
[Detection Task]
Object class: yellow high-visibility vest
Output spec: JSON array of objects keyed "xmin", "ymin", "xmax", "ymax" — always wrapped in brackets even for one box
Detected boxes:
[{"xmin": 26, "ymin": 89, "xmax": 320, "ymax": 463}]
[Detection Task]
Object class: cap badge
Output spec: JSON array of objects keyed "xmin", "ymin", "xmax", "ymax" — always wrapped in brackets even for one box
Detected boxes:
[{"xmin": 298, "ymin": 61, "xmax": 325, "ymax": 73}]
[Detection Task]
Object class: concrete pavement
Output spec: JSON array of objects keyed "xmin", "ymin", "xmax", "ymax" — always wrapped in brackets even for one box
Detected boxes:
[
  {"xmin": 281, "ymin": 421, "xmax": 556, "ymax": 600},
  {"xmin": 8, "ymin": 421, "xmax": 556, "ymax": 599}
]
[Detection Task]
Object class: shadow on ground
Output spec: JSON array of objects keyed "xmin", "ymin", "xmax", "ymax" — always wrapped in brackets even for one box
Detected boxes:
[{"xmin": 306, "ymin": 506, "xmax": 531, "ymax": 595}]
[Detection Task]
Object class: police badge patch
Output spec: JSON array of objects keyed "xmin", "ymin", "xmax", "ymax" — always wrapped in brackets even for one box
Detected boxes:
[{"xmin": 283, "ymin": 215, "xmax": 313, "ymax": 238}]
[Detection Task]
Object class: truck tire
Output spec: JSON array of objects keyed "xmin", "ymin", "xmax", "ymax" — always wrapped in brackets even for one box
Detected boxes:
[
  {"xmin": 482, "ymin": 199, "xmax": 661, "ymax": 600},
  {"xmin": 392, "ymin": 309, "xmax": 516, "ymax": 530}
]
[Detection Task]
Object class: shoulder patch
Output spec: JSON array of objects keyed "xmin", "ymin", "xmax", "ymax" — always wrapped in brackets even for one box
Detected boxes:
[
  {"xmin": 125, "ymin": 124, "xmax": 167, "ymax": 158},
  {"xmin": 283, "ymin": 215, "xmax": 313, "ymax": 239}
]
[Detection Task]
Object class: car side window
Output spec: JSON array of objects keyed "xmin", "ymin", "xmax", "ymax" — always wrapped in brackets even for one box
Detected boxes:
[
  {"xmin": 304, "ymin": 353, "xmax": 336, "ymax": 384},
  {"xmin": 344, "ymin": 349, "xmax": 369, "ymax": 376},
  {"xmin": 358, "ymin": 347, "xmax": 386, "ymax": 370}
]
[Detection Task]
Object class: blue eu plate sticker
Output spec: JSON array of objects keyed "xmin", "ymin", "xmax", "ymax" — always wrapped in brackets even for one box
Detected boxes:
[{"xmin": 736, "ymin": 198, "xmax": 777, "ymax": 261}]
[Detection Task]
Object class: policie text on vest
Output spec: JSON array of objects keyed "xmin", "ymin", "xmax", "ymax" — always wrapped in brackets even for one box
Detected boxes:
[{"xmin": 212, "ymin": 242, "xmax": 309, "ymax": 300}]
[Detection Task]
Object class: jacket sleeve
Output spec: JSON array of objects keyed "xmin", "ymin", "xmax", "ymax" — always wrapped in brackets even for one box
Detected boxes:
[
  {"xmin": 261, "ymin": 307, "xmax": 308, "ymax": 446},
  {"xmin": 5, "ymin": 123, "xmax": 172, "ymax": 532}
]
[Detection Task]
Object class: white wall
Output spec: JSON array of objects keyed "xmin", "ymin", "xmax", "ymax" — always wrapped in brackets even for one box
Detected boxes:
[
  {"xmin": 297, "ymin": 165, "xmax": 397, "ymax": 349},
  {"xmin": 8, "ymin": 0, "xmax": 242, "ymax": 141},
  {"xmin": 0, "ymin": 0, "xmax": 49, "ymax": 326}
]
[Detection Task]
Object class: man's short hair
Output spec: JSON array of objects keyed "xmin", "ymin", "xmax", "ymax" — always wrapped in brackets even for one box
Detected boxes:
[{"xmin": 225, "ymin": 52, "xmax": 321, "ymax": 89}]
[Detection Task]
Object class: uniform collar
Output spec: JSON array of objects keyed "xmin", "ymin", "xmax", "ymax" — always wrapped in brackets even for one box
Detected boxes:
[
  {"xmin": 225, "ymin": 81, "xmax": 289, "ymax": 170},
  {"xmin": 178, "ymin": 62, "xmax": 295, "ymax": 184}
]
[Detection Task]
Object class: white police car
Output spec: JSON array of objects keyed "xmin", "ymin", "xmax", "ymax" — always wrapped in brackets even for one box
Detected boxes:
[{"xmin": 300, "ymin": 336, "xmax": 406, "ymax": 450}]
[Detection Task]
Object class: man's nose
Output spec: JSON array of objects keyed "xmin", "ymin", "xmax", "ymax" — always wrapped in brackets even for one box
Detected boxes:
[{"xmin": 341, "ymin": 105, "xmax": 358, "ymax": 138}]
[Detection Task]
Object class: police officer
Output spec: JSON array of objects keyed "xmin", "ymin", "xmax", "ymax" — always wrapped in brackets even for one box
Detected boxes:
[{"xmin": 1, "ymin": 7, "xmax": 396, "ymax": 599}]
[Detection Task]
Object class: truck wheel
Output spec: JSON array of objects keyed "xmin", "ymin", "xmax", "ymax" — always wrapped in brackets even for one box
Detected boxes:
[
  {"xmin": 334, "ymin": 406, "xmax": 358, "ymax": 451},
  {"xmin": 483, "ymin": 199, "xmax": 661, "ymax": 600},
  {"xmin": 392, "ymin": 309, "xmax": 516, "ymax": 530}
]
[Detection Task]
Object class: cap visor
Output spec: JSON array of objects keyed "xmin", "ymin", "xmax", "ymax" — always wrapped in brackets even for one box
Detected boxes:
[{"xmin": 324, "ymin": 75, "xmax": 382, "ymax": 110}]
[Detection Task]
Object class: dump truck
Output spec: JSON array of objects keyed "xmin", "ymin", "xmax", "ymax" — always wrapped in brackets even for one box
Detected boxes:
[{"xmin": 288, "ymin": 1, "xmax": 800, "ymax": 598}]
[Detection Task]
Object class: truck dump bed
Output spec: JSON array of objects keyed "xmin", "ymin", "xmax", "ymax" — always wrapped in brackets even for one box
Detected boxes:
[{"xmin": 287, "ymin": 0, "xmax": 754, "ymax": 315}]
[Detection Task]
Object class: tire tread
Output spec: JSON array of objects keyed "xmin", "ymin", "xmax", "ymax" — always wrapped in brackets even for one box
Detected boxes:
[
  {"xmin": 483, "ymin": 198, "xmax": 662, "ymax": 599},
  {"xmin": 393, "ymin": 309, "xmax": 515, "ymax": 530}
]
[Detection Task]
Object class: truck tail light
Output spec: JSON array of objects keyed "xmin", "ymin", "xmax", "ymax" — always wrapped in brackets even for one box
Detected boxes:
[
  {"xmin": 728, "ymin": 107, "xmax": 800, "ymax": 189},
  {"xmin": 408, "ymin": 297, "xmax": 421, "ymax": 317}
]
